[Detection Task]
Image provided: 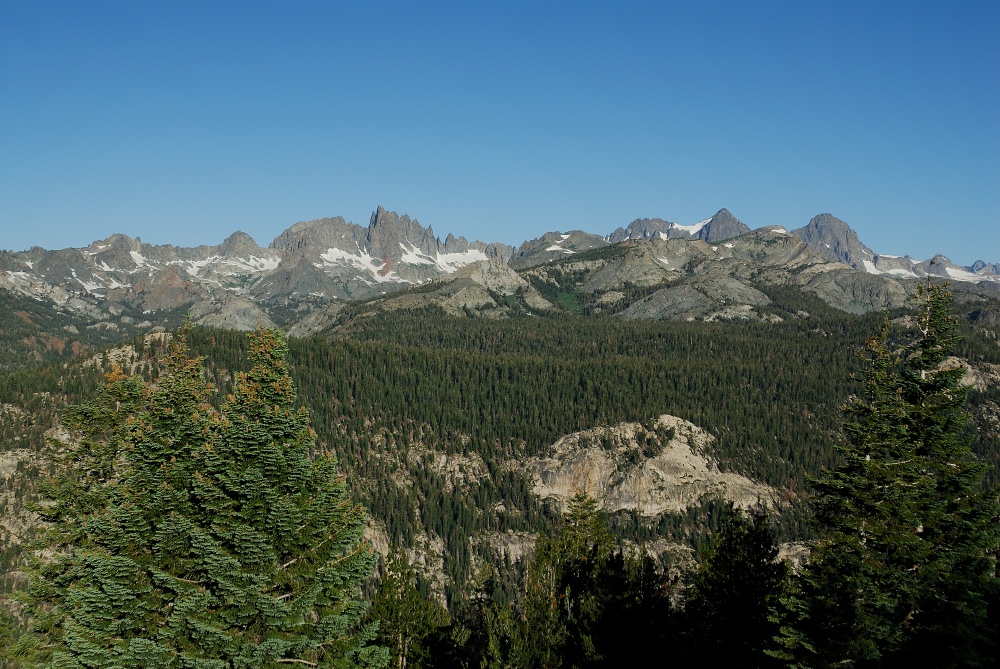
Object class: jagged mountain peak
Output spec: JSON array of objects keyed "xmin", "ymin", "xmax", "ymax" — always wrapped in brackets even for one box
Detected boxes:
[
  {"xmin": 366, "ymin": 206, "xmax": 437, "ymax": 259},
  {"xmin": 607, "ymin": 209, "xmax": 750, "ymax": 244},
  {"xmin": 788, "ymin": 215, "xmax": 1000, "ymax": 286},
  {"xmin": 970, "ymin": 260, "xmax": 1000, "ymax": 275},
  {"xmin": 607, "ymin": 218, "xmax": 674, "ymax": 244},
  {"xmin": 700, "ymin": 208, "xmax": 751, "ymax": 242},
  {"xmin": 791, "ymin": 213, "xmax": 875, "ymax": 268},
  {"xmin": 5, "ymin": 205, "xmax": 997, "ymax": 334},
  {"xmin": 216, "ymin": 231, "xmax": 265, "ymax": 257},
  {"xmin": 90, "ymin": 233, "xmax": 142, "ymax": 253},
  {"xmin": 369, "ymin": 205, "xmax": 406, "ymax": 230},
  {"xmin": 798, "ymin": 213, "xmax": 857, "ymax": 239},
  {"xmin": 269, "ymin": 217, "xmax": 354, "ymax": 255}
]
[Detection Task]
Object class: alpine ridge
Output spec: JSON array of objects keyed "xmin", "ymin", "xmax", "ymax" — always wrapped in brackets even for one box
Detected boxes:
[{"xmin": 1, "ymin": 205, "xmax": 997, "ymax": 332}]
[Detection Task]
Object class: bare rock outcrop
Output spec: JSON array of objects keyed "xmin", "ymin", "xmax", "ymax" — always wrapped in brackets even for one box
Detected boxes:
[{"xmin": 527, "ymin": 414, "xmax": 776, "ymax": 515}]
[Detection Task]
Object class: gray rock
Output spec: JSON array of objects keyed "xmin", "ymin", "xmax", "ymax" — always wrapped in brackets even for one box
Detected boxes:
[{"xmin": 792, "ymin": 213, "xmax": 875, "ymax": 268}]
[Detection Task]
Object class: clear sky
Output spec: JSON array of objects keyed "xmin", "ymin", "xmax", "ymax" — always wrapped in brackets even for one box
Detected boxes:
[{"xmin": 2, "ymin": 1, "xmax": 997, "ymax": 264}]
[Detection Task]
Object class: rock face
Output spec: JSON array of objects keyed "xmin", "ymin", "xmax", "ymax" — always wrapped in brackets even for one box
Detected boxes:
[
  {"xmin": 289, "ymin": 257, "xmax": 557, "ymax": 335},
  {"xmin": 792, "ymin": 213, "xmax": 876, "ymax": 268},
  {"xmin": 804, "ymin": 269, "xmax": 909, "ymax": 314},
  {"xmin": 607, "ymin": 218, "xmax": 676, "ymax": 244},
  {"xmin": 791, "ymin": 214, "xmax": 1000, "ymax": 287},
  {"xmin": 268, "ymin": 206, "xmax": 514, "ymax": 294},
  {"xmin": 620, "ymin": 271, "xmax": 775, "ymax": 323},
  {"xmin": 526, "ymin": 414, "xmax": 777, "ymax": 516},
  {"xmin": 572, "ymin": 226, "xmax": 910, "ymax": 320},
  {"xmin": 0, "ymin": 446, "xmax": 42, "ymax": 547},
  {"xmin": 971, "ymin": 260, "xmax": 1000, "ymax": 275},
  {"xmin": 697, "ymin": 208, "xmax": 753, "ymax": 242},
  {"xmin": 509, "ymin": 230, "xmax": 609, "ymax": 269}
]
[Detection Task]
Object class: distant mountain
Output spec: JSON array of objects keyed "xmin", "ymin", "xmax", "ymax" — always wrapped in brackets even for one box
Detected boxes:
[
  {"xmin": 791, "ymin": 213, "xmax": 876, "ymax": 267},
  {"xmin": 607, "ymin": 209, "xmax": 751, "ymax": 244},
  {"xmin": 509, "ymin": 230, "xmax": 609, "ymax": 269},
  {"xmin": 971, "ymin": 260, "xmax": 1000, "ymax": 275},
  {"xmin": 2, "ymin": 205, "xmax": 997, "ymax": 333},
  {"xmin": 269, "ymin": 206, "xmax": 513, "ymax": 292},
  {"xmin": 791, "ymin": 213, "xmax": 1000, "ymax": 287},
  {"xmin": 0, "ymin": 206, "xmax": 513, "ymax": 329}
]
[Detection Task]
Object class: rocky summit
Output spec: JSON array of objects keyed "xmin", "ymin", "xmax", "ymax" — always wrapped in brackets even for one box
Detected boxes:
[
  {"xmin": 1, "ymin": 205, "xmax": 997, "ymax": 332},
  {"xmin": 607, "ymin": 208, "xmax": 752, "ymax": 244}
]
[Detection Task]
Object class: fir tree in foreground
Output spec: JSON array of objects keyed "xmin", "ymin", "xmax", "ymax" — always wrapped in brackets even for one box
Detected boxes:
[
  {"xmin": 19, "ymin": 327, "xmax": 387, "ymax": 668},
  {"xmin": 775, "ymin": 283, "xmax": 1000, "ymax": 667}
]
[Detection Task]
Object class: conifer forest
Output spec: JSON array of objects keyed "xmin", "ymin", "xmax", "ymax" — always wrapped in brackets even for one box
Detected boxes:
[{"xmin": 0, "ymin": 282, "xmax": 998, "ymax": 668}]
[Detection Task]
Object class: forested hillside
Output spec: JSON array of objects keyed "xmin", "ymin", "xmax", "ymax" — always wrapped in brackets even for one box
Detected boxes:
[
  {"xmin": 0, "ymin": 289, "xmax": 158, "ymax": 372},
  {"xmin": 2, "ymin": 284, "xmax": 998, "ymax": 613}
]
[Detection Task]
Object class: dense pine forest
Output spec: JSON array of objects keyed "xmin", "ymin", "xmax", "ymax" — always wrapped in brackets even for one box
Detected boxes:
[{"xmin": 0, "ymin": 282, "xmax": 998, "ymax": 666}]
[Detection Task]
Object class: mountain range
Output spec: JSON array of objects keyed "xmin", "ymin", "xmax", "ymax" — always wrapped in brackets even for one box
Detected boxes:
[{"xmin": 1, "ymin": 206, "xmax": 997, "ymax": 332}]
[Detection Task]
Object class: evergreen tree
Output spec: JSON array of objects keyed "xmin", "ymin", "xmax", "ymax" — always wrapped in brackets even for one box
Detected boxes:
[
  {"xmin": 682, "ymin": 504, "xmax": 787, "ymax": 668},
  {"xmin": 520, "ymin": 494, "xmax": 611, "ymax": 669},
  {"xmin": 369, "ymin": 549, "xmax": 449, "ymax": 669},
  {"xmin": 893, "ymin": 283, "xmax": 1000, "ymax": 664},
  {"xmin": 19, "ymin": 327, "xmax": 387, "ymax": 668},
  {"xmin": 518, "ymin": 493, "xmax": 672, "ymax": 669},
  {"xmin": 0, "ymin": 602, "xmax": 23, "ymax": 669},
  {"xmin": 777, "ymin": 284, "xmax": 999, "ymax": 667}
]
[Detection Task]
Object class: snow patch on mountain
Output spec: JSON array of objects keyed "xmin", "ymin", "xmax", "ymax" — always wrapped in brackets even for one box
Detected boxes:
[
  {"xmin": 946, "ymin": 266, "xmax": 993, "ymax": 283},
  {"xmin": 674, "ymin": 218, "xmax": 712, "ymax": 236},
  {"xmin": 433, "ymin": 249, "xmax": 490, "ymax": 272},
  {"xmin": 317, "ymin": 246, "xmax": 406, "ymax": 284},
  {"xmin": 396, "ymin": 242, "xmax": 488, "ymax": 272},
  {"xmin": 881, "ymin": 268, "xmax": 920, "ymax": 279},
  {"xmin": 399, "ymin": 243, "xmax": 437, "ymax": 266},
  {"xmin": 171, "ymin": 255, "xmax": 281, "ymax": 278}
]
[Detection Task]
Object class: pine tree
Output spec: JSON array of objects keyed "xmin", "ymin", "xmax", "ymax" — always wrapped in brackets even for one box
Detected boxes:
[
  {"xmin": 776, "ymin": 283, "xmax": 999, "ymax": 667},
  {"xmin": 893, "ymin": 283, "xmax": 1000, "ymax": 664},
  {"xmin": 0, "ymin": 602, "xmax": 23, "ymax": 669},
  {"xmin": 520, "ymin": 493, "xmax": 612, "ymax": 669},
  {"xmin": 369, "ymin": 549, "xmax": 449, "ymax": 669},
  {"xmin": 517, "ymin": 493, "xmax": 672, "ymax": 669},
  {"xmin": 683, "ymin": 504, "xmax": 787, "ymax": 668},
  {"xmin": 19, "ymin": 326, "xmax": 388, "ymax": 668}
]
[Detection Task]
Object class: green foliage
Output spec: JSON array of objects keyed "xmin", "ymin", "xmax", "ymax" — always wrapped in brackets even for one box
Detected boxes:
[
  {"xmin": 778, "ymin": 284, "xmax": 1000, "ymax": 667},
  {"xmin": 0, "ymin": 290, "xmax": 187, "ymax": 371},
  {"xmin": 1, "ymin": 284, "xmax": 998, "ymax": 665},
  {"xmin": 369, "ymin": 550, "xmax": 449, "ymax": 669},
  {"xmin": 501, "ymin": 494, "xmax": 674, "ymax": 669},
  {"xmin": 0, "ymin": 603, "xmax": 24, "ymax": 669},
  {"xmin": 18, "ymin": 327, "xmax": 387, "ymax": 668},
  {"xmin": 682, "ymin": 504, "xmax": 788, "ymax": 668}
]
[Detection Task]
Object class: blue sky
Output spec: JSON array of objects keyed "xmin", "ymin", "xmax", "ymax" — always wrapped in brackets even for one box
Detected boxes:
[{"xmin": 2, "ymin": 1, "xmax": 997, "ymax": 264}]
